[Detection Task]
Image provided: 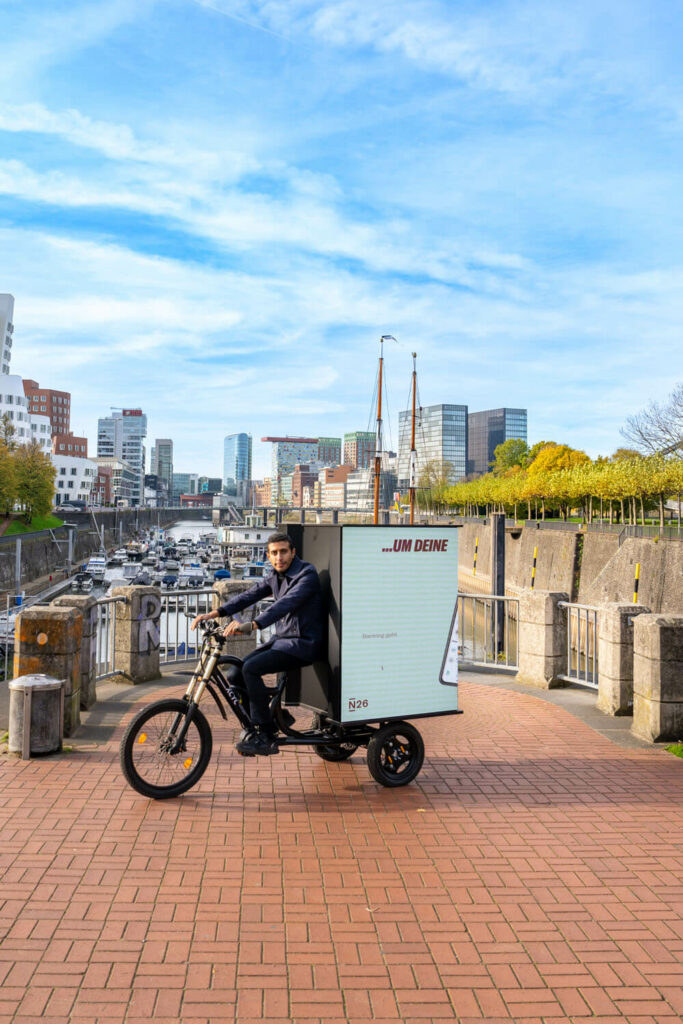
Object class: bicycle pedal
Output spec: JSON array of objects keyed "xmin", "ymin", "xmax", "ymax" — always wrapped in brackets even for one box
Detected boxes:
[{"xmin": 236, "ymin": 748, "xmax": 256, "ymax": 757}]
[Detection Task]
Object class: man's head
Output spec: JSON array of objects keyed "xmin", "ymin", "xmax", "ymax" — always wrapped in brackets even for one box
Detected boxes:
[{"xmin": 266, "ymin": 532, "xmax": 295, "ymax": 573}]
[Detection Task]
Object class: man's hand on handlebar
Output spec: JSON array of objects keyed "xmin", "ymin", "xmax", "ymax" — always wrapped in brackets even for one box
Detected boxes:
[
  {"xmin": 222, "ymin": 619, "xmax": 257, "ymax": 637},
  {"xmin": 190, "ymin": 612, "xmax": 215, "ymax": 631}
]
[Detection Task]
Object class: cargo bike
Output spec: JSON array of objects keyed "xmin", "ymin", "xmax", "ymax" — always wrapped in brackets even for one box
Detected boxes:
[{"xmin": 119, "ymin": 524, "xmax": 462, "ymax": 800}]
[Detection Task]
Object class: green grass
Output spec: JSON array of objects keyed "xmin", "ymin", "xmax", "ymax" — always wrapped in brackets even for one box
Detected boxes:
[
  {"xmin": 665, "ymin": 743, "xmax": 683, "ymax": 758},
  {"xmin": 4, "ymin": 514, "xmax": 64, "ymax": 536}
]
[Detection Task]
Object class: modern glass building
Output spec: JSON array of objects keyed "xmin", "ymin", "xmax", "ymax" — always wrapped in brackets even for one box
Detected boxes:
[
  {"xmin": 398, "ymin": 404, "xmax": 468, "ymax": 488},
  {"xmin": 97, "ymin": 409, "xmax": 147, "ymax": 505},
  {"xmin": 172, "ymin": 472, "xmax": 198, "ymax": 504},
  {"xmin": 150, "ymin": 438, "xmax": 173, "ymax": 494},
  {"xmin": 223, "ymin": 433, "xmax": 252, "ymax": 499},
  {"xmin": 467, "ymin": 408, "xmax": 528, "ymax": 477}
]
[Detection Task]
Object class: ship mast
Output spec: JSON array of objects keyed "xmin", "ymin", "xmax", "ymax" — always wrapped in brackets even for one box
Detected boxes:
[
  {"xmin": 373, "ymin": 335, "xmax": 396, "ymax": 525},
  {"xmin": 409, "ymin": 352, "xmax": 417, "ymax": 525}
]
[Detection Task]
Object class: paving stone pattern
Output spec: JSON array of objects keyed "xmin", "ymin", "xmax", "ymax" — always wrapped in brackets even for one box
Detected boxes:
[{"xmin": 1, "ymin": 680, "xmax": 682, "ymax": 1024}]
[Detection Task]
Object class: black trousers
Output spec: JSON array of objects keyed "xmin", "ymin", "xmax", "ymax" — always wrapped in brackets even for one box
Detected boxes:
[{"xmin": 241, "ymin": 647, "xmax": 308, "ymax": 727}]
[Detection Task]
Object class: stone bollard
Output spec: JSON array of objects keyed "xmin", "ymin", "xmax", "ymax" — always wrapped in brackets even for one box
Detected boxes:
[
  {"xmin": 596, "ymin": 603, "xmax": 650, "ymax": 716},
  {"xmin": 515, "ymin": 590, "xmax": 568, "ymax": 689},
  {"xmin": 53, "ymin": 594, "xmax": 98, "ymax": 710},
  {"xmin": 13, "ymin": 605, "xmax": 82, "ymax": 735},
  {"xmin": 632, "ymin": 614, "xmax": 683, "ymax": 742},
  {"xmin": 212, "ymin": 580, "xmax": 259, "ymax": 659},
  {"xmin": 112, "ymin": 586, "xmax": 161, "ymax": 683}
]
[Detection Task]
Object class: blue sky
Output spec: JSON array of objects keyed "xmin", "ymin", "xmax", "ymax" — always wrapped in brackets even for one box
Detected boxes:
[{"xmin": 1, "ymin": 0, "xmax": 682, "ymax": 478}]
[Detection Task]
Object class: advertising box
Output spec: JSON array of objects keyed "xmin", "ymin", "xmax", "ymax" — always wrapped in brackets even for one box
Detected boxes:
[{"xmin": 287, "ymin": 524, "xmax": 460, "ymax": 725}]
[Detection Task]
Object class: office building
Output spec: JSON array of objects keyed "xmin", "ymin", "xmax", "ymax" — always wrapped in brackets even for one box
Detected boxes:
[
  {"xmin": 223, "ymin": 433, "xmax": 252, "ymax": 499},
  {"xmin": 94, "ymin": 456, "xmax": 138, "ymax": 506},
  {"xmin": 467, "ymin": 408, "xmax": 527, "ymax": 477},
  {"xmin": 398, "ymin": 404, "xmax": 468, "ymax": 488},
  {"xmin": 97, "ymin": 409, "xmax": 147, "ymax": 505},
  {"xmin": 343, "ymin": 431, "xmax": 375, "ymax": 469},
  {"xmin": 150, "ymin": 439, "xmax": 173, "ymax": 496},
  {"xmin": 262, "ymin": 436, "xmax": 318, "ymax": 503},
  {"xmin": 23, "ymin": 380, "xmax": 71, "ymax": 435},
  {"xmin": 172, "ymin": 472, "xmax": 198, "ymax": 504},
  {"xmin": 52, "ymin": 433, "xmax": 87, "ymax": 458},
  {"xmin": 1, "ymin": 294, "xmax": 14, "ymax": 374},
  {"xmin": 53, "ymin": 456, "xmax": 97, "ymax": 506},
  {"xmin": 317, "ymin": 437, "xmax": 341, "ymax": 466}
]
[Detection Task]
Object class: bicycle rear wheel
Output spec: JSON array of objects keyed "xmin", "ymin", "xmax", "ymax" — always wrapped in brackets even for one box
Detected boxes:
[{"xmin": 120, "ymin": 698, "xmax": 212, "ymax": 799}]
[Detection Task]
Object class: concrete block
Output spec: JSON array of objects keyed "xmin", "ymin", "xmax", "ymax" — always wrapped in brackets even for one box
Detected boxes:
[
  {"xmin": 596, "ymin": 604, "xmax": 650, "ymax": 716},
  {"xmin": 54, "ymin": 594, "xmax": 98, "ymax": 710},
  {"xmin": 63, "ymin": 687, "xmax": 81, "ymax": 736},
  {"xmin": 516, "ymin": 590, "xmax": 568, "ymax": 689},
  {"xmin": 15, "ymin": 605, "xmax": 82, "ymax": 656},
  {"xmin": 632, "ymin": 695, "xmax": 683, "ymax": 742},
  {"xmin": 110, "ymin": 586, "xmax": 161, "ymax": 683},
  {"xmin": 631, "ymin": 613, "xmax": 683, "ymax": 742},
  {"xmin": 633, "ymin": 653, "xmax": 683, "ymax": 703}
]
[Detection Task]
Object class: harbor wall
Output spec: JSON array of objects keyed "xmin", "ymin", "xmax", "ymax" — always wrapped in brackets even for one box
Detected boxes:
[
  {"xmin": 0, "ymin": 509, "xmax": 181, "ymax": 597},
  {"xmin": 456, "ymin": 521, "xmax": 683, "ymax": 614}
]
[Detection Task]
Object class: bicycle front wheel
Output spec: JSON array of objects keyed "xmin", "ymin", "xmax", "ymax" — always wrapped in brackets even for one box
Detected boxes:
[{"xmin": 120, "ymin": 698, "xmax": 212, "ymax": 799}]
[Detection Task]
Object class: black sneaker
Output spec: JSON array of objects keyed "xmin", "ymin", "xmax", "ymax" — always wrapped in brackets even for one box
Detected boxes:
[
  {"xmin": 236, "ymin": 729, "xmax": 280, "ymax": 757},
  {"xmin": 235, "ymin": 727, "xmax": 257, "ymax": 756}
]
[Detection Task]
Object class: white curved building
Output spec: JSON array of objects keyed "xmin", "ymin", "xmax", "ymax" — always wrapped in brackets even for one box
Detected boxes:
[
  {"xmin": 31, "ymin": 413, "xmax": 52, "ymax": 454},
  {"xmin": 0, "ymin": 374, "xmax": 32, "ymax": 443},
  {"xmin": 0, "ymin": 294, "xmax": 14, "ymax": 375},
  {"xmin": 53, "ymin": 455, "xmax": 97, "ymax": 506}
]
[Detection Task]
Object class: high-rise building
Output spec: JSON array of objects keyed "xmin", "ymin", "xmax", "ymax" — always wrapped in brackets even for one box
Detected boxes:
[
  {"xmin": 151, "ymin": 434, "xmax": 174, "ymax": 497},
  {"xmin": 223, "ymin": 433, "xmax": 252, "ymax": 499},
  {"xmin": 0, "ymin": 294, "xmax": 14, "ymax": 374},
  {"xmin": 23, "ymin": 379, "xmax": 71, "ymax": 434},
  {"xmin": 262, "ymin": 436, "xmax": 319, "ymax": 503},
  {"xmin": 317, "ymin": 437, "xmax": 341, "ymax": 466},
  {"xmin": 467, "ymin": 408, "xmax": 527, "ymax": 477},
  {"xmin": 97, "ymin": 408, "xmax": 147, "ymax": 506},
  {"xmin": 343, "ymin": 431, "xmax": 375, "ymax": 469},
  {"xmin": 398, "ymin": 404, "xmax": 468, "ymax": 488}
]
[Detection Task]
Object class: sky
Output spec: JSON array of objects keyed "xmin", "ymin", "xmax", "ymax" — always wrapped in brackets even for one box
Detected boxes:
[{"xmin": 1, "ymin": 0, "xmax": 682, "ymax": 479}]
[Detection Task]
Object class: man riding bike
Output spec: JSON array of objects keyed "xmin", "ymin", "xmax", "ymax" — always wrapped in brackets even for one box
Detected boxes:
[{"xmin": 191, "ymin": 531, "xmax": 323, "ymax": 756}]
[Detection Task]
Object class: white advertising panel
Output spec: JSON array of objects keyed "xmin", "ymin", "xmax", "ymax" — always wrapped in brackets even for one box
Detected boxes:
[{"xmin": 340, "ymin": 526, "xmax": 459, "ymax": 723}]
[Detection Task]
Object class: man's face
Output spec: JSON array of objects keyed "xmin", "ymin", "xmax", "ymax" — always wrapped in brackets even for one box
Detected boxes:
[{"xmin": 267, "ymin": 541, "xmax": 295, "ymax": 573}]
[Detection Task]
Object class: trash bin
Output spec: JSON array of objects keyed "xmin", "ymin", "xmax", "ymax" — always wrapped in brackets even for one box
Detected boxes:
[{"xmin": 8, "ymin": 674, "xmax": 64, "ymax": 759}]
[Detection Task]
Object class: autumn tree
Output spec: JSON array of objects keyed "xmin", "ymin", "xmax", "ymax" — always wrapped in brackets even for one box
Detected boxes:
[
  {"xmin": 491, "ymin": 438, "xmax": 529, "ymax": 475},
  {"xmin": 14, "ymin": 441, "xmax": 56, "ymax": 524},
  {"xmin": 0, "ymin": 441, "xmax": 17, "ymax": 518}
]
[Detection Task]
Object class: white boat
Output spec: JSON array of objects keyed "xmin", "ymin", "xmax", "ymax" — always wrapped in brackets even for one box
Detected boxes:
[
  {"xmin": 85, "ymin": 555, "xmax": 107, "ymax": 581},
  {"xmin": 242, "ymin": 560, "xmax": 270, "ymax": 581},
  {"xmin": 121, "ymin": 562, "xmax": 140, "ymax": 580},
  {"xmin": 72, "ymin": 572, "xmax": 94, "ymax": 593}
]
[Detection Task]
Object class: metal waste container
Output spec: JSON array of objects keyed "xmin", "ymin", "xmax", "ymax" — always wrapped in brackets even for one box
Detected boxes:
[{"xmin": 8, "ymin": 674, "xmax": 64, "ymax": 759}]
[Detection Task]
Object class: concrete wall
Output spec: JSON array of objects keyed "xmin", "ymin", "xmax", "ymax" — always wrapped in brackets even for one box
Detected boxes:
[
  {"xmin": 0, "ymin": 508, "xmax": 181, "ymax": 594},
  {"xmin": 454, "ymin": 520, "xmax": 683, "ymax": 615},
  {"xmin": 579, "ymin": 536, "xmax": 683, "ymax": 614}
]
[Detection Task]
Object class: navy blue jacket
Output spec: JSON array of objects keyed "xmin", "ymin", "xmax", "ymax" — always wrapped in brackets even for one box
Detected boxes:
[{"xmin": 217, "ymin": 555, "xmax": 324, "ymax": 661}]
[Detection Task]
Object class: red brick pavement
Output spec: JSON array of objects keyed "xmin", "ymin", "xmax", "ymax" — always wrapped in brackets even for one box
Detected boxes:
[{"xmin": 1, "ymin": 679, "xmax": 682, "ymax": 1024}]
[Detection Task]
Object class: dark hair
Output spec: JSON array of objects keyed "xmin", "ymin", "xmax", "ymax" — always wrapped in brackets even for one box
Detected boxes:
[{"xmin": 267, "ymin": 531, "xmax": 294, "ymax": 550}]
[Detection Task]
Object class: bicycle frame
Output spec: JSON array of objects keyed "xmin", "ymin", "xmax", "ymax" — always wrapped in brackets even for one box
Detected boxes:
[{"xmin": 176, "ymin": 623, "xmax": 377, "ymax": 750}]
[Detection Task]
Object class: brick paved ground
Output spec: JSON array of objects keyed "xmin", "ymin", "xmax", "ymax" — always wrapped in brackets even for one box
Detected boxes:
[{"xmin": 1, "ymin": 677, "xmax": 682, "ymax": 1024}]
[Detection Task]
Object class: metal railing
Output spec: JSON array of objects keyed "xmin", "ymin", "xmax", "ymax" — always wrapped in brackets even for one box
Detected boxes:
[
  {"xmin": 95, "ymin": 595, "xmax": 127, "ymax": 680},
  {"xmin": 0, "ymin": 593, "xmax": 15, "ymax": 682},
  {"xmin": 558, "ymin": 601, "xmax": 599, "ymax": 689},
  {"xmin": 159, "ymin": 587, "xmax": 214, "ymax": 664},
  {"xmin": 457, "ymin": 593, "xmax": 519, "ymax": 671}
]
